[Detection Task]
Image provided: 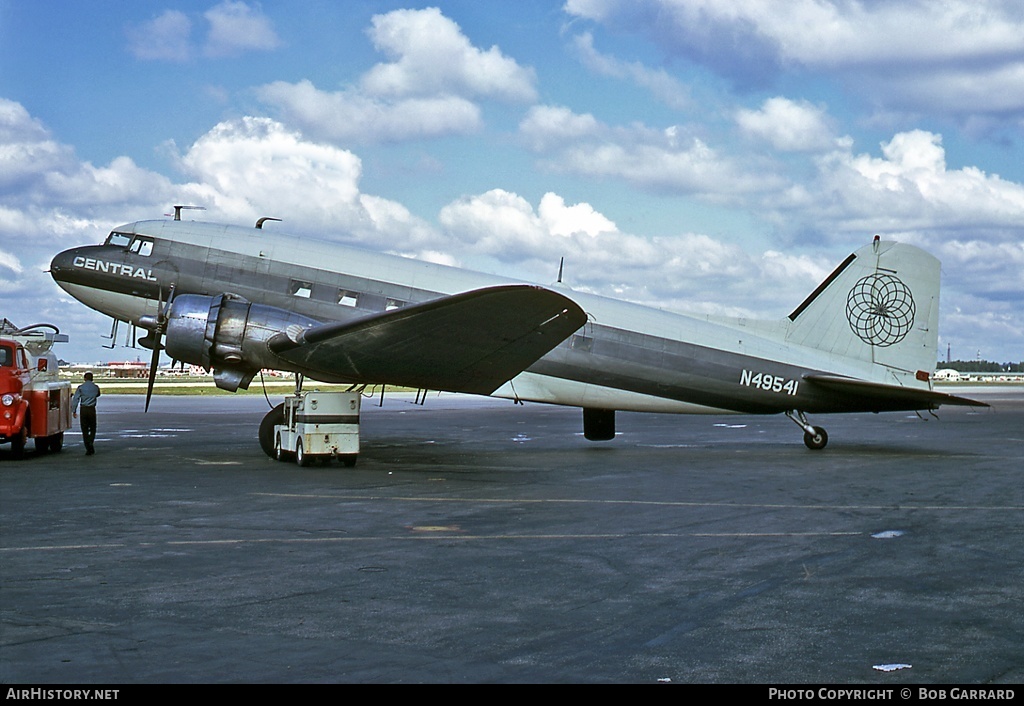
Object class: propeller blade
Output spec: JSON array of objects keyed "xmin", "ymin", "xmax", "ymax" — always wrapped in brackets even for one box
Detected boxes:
[
  {"xmin": 145, "ymin": 341, "xmax": 160, "ymax": 412},
  {"xmin": 144, "ymin": 285, "xmax": 174, "ymax": 413}
]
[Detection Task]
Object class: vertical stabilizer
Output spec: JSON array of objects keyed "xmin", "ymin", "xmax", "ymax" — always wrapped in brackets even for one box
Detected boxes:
[{"xmin": 786, "ymin": 239, "xmax": 940, "ymax": 378}]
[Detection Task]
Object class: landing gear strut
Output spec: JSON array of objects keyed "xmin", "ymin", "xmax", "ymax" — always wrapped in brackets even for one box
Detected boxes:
[{"xmin": 786, "ymin": 410, "xmax": 828, "ymax": 450}]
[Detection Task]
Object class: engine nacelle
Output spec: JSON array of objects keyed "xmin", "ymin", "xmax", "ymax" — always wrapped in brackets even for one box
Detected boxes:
[{"xmin": 164, "ymin": 294, "xmax": 321, "ymax": 391}]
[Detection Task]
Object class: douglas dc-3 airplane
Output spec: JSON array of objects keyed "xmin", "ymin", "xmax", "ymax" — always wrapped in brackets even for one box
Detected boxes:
[{"xmin": 49, "ymin": 210, "xmax": 985, "ymax": 454}]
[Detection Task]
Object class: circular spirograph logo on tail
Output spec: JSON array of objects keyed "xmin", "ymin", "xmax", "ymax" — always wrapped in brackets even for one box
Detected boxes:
[{"xmin": 846, "ymin": 273, "xmax": 916, "ymax": 347}]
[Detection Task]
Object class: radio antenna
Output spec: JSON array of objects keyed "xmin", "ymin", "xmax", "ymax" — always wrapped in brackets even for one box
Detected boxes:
[{"xmin": 168, "ymin": 205, "xmax": 206, "ymax": 221}]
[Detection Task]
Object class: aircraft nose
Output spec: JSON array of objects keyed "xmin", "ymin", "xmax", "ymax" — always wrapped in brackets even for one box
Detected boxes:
[{"xmin": 49, "ymin": 248, "xmax": 79, "ymax": 283}]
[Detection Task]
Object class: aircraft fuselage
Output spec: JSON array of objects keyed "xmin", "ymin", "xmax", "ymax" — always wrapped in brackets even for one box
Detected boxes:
[{"xmin": 49, "ymin": 220, "xmax": 944, "ymax": 421}]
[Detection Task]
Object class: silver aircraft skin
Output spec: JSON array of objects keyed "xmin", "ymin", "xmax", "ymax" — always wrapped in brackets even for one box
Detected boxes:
[{"xmin": 49, "ymin": 216, "xmax": 985, "ymax": 450}]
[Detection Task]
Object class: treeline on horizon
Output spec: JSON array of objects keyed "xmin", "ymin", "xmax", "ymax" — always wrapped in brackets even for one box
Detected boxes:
[
  {"xmin": 57, "ymin": 358, "xmax": 1023, "ymax": 373},
  {"xmin": 940, "ymin": 360, "xmax": 1024, "ymax": 373}
]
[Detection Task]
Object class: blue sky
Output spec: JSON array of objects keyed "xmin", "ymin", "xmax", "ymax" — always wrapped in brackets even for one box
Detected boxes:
[{"xmin": 2, "ymin": 0, "xmax": 1022, "ymax": 365}]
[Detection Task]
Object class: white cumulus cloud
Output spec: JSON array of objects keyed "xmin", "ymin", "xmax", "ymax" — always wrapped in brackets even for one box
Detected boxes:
[
  {"xmin": 521, "ymin": 105, "xmax": 782, "ymax": 196},
  {"xmin": 257, "ymin": 7, "xmax": 534, "ymax": 144},
  {"xmin": 571, "ymin": 31, "xmax": 690, "ymax": 110},
  {"xmin": 126, "ymin": 10, "xmax": 193, "ymax": 62},
  {"xmin": 204, "ymin": 0, "xmax": 282, "ymax": 57},
  {"xmin": 736, "ymin": 97, "xmax": 838, "ymax": 152},
  {"xmin": 566, "ymin": 0, "xmax": 1024, "ymax": 125},
  {"xmin": 256, "ymin": 80, "xmax": 481, "ymax": 144},
  {"xmin": 361, "ymin": 7, "xmax": 537, "ymax": 102},
  {"xmin": 125, "ymin": 1, "xmax": 281, "ymax": 62}
]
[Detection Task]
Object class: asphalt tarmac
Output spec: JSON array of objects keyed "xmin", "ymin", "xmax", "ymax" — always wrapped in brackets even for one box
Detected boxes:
[{"xmin": 1, "ymin": 388, "xmax": 1021, "ymax": 684}]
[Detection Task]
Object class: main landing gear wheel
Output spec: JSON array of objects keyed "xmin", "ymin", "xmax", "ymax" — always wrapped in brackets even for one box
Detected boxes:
[
  {"xmin": 803, "ymin": 426, "xmax": 828, "ymax": 450},
  {"xmin": 259, "ymin": 403, "xmax": 285, "ymax": 459}
]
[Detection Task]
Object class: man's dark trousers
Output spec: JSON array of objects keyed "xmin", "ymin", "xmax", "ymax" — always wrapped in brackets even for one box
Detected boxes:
[{"xmin": 80, "ymin": 406, "xmax": 96, "ymax": 454}]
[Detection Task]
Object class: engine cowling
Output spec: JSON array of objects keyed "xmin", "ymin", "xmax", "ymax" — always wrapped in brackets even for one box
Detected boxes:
[{"xmin": 164, "ymin": 294, "xmax": 321, "ymax": 391}]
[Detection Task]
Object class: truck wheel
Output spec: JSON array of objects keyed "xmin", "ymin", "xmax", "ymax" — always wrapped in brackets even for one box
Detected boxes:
[
  {"xmin": 342, "ymin": 455, "xmax": 357, "ymax": 468},
  {"xmin": 296, "ymin": 438, "xmax": 310, "ymax": 467},
  {"xmin": 10, "ymin": 429, "xmax": 27, "ymax": 458},
  {"xmin": 50, "ymin": 432, "xmax": 64, "ymax": 453}
]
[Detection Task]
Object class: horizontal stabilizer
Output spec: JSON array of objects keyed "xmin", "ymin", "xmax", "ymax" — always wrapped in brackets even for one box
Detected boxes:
[
  {"xmin": 805, "ymin": 373, "xmax": 989, "ymax": 411},
  {"xmin": 269, "ymin": 285, "xmax": 586, "ymax": 394}
]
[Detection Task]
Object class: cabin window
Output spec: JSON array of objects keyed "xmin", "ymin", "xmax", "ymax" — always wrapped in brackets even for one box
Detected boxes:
[
  {"xmin": 385, "ymin": 298, "xmax": 406, "ymax": 311},
  {"xmin": 290, "ymin": 280, "xmax": 313, "ymax": 298},
  {"xmin": 338, "ymin": 290, "xmax": 360, "ymax": 307},
  {"xmin": 129, "ymin": 238, "xmax": 154, "ymax": 256},
  {"xmin": 106, "ymin": 232, "xmax": 132, "ymax": 248},
  {"xmin": 0, "ymin": 344, "xmax": 12, "ymax": 367}
]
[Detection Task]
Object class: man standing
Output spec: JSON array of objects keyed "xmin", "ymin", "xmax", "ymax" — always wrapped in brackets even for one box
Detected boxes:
[{"xmin": 72, "ymin": 372, "xmax": 101, "ymax": 455}]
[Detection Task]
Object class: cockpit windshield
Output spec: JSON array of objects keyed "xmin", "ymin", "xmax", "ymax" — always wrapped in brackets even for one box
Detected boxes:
[
  {"xmin": 104, "ymin": 232, "xmax": 154, "ymax": 256},
  {"xmin": 105, "ymin": 232, "xmax": 132, "ymax": 248}
]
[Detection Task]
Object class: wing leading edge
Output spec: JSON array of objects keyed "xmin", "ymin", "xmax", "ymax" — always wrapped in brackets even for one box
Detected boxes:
[
  {"xmin": 804, "ymin": 374, "xmax": 989, "ymax": 411},
  {"xmin": 269, "ymin": 284, "xmax": 587, "ymax": 395}
]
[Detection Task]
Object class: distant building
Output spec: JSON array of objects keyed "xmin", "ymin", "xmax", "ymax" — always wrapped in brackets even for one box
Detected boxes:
[
  {"xmin": 933, "ymin": 369, "xmax": 1024, "ymax": 383},
  {"xmin": 65, "ymin": 361, "xmax": 148, "ymax": 378},
  {"xmin": 61, "ymin": 362, "xmax": 294, "ymax": 379}
]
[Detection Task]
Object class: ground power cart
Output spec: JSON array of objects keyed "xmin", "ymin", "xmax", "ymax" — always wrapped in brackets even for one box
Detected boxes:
[{"xmin": 273, "ymin": 391, "xmax": 360, "ymax": 467}]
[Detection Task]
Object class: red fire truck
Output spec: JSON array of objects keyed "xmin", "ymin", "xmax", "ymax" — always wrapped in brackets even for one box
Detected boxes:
[{"xmin": 1, "ymin": 319, "xmax": 73, "ymax": 457}]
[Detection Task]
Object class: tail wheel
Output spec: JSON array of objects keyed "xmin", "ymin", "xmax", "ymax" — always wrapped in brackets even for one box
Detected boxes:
[{"xmin": 803, "ymin": 426, "xmax": 828, "ymax": 450}]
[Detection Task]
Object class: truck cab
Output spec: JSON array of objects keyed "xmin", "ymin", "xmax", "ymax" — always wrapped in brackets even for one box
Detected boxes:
[{"xmin": 1, "ymin": 320, "xmax": 73, "ymax": 456}]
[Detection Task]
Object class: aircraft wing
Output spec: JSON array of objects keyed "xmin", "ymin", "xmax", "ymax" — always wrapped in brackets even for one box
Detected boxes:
[
  {"xmin": 268, "ymin": 284, "xmax": 586, "ymax": 394},
  {"xmin": 804, "ymin": 373, "xmax": 989, "ymax": 410}
]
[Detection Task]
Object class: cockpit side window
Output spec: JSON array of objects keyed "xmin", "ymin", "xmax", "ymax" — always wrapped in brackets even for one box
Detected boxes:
[
  {"xmin": 129, "ymin": 238, "xmax": 154, "ymax": 256},
  {"xmin": 105, "ymin": 232, "xmax": 132, "ymax": 248}
]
